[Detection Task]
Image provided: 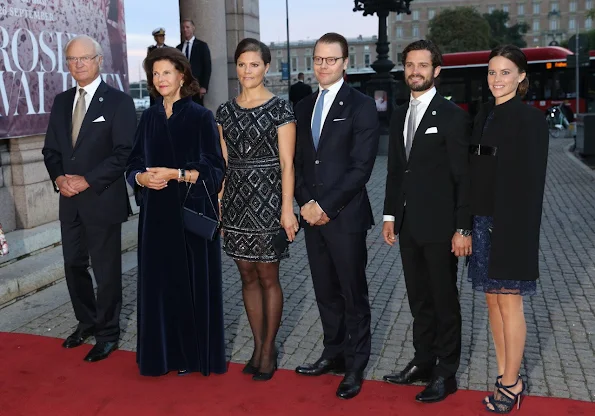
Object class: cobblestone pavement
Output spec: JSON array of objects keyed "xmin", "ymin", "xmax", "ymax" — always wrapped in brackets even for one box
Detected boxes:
[{"xmin": 3, "ymin": 138, "xmax": 595, "ymax": 402}]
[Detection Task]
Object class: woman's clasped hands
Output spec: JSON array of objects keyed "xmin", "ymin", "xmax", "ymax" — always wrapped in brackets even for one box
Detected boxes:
[{"xmin": 137, "ymin": 167, "xmax": 179, "ymax": 190}]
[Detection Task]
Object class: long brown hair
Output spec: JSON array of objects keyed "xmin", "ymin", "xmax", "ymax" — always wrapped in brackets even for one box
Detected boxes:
[
  {"xmin": 143, "ymin": 47, "xmax": 200, "ymax": 98},
  {"xmin": 488, "ymin": 45, "xmax": 529, "ymax": 97}
]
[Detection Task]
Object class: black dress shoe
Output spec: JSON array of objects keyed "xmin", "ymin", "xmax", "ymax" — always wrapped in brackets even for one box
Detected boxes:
[
  {"xmin": 383, "ymin": 361, "xmax": 433, "ymax": 385},
  {"xmin": 62, "ymin": 328, "xmax": 94, "ymax": 349},
  {"xmin": 415, "ymin": 376, "xmax": 458, "ymax": 403},
  {"xmin": 83, "ymin": 341, "xmax": 118, "ymax": 362},
  {"xmin": 295, "ymin": 356, "xmax": 346, "ymax": 376},
  {"xmin": 336, "ymin": 371, "xmax": 363, "ymax": 400},
  {"xmin": 177, "ymin": 370, "xmax": 191, "ymax": 376}
]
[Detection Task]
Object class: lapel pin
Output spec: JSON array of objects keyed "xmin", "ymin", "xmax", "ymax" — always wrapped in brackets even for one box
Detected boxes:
[
  {"xmin": 432, "ymin": 110, "xmax": 436, "ymax": 115},
  {"xmin": 339, "ymin": 101, "xmax": 343, "ymax": 106},
  {"xmin": 99, "ymin": 97, "xmax": 104, "ymax": 102}
]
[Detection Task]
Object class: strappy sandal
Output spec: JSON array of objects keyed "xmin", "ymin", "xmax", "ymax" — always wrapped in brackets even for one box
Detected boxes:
[{"xmin": 486, "ymin": 376, "xmax": 526, "ymax": 414}]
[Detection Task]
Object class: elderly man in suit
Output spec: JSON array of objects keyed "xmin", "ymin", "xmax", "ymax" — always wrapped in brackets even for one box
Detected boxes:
[
  {"xmin": 42, "ymin": 35, "xmax": 137, "ymax": 362},
  {"xmin": 177, "ymin": 19, "xmax": 211, "ymax": 106},
  {"xmin": 381, "ymin": 40, "xmax": 472, "ymax": 403},
  {"xmin": 289, "ymin": 72, "xmax": 313, "ymax": 107},
  {"xmin": 293, "ymin": 32, "xmax": 379, "ymax": 400}
]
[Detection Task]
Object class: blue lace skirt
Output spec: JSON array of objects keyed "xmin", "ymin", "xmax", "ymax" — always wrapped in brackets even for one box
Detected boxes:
[{"xmin": 467, "ymin": 216, "xmax": 536, "ymax": 296}]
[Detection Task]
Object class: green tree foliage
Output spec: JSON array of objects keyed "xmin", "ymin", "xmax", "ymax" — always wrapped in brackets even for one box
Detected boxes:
[
  {"xmin": 427, "ymin": 7, "xmax": 491, "ymax": 53},
  {"xmin": 483, "ymin": 10, "xmax": 529, "ymax": 48}
]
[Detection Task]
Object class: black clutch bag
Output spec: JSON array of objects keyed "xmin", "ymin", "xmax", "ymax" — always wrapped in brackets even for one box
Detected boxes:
[
  {"xmin": 182, "ymin": 180, "xmax": 220, "ymax": 241},
  {"xmin": 272, "ymin": 214, "xmax": 301, "ymax": 257}
]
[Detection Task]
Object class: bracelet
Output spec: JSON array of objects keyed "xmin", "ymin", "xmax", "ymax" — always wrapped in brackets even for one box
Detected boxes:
[
  {"xmin": 135, "ymin": 172, "xmax": 144, "ymax": 187},
  {"xmin": 187, "ymin": 170, "xmax": 192, "ymax": 183}
]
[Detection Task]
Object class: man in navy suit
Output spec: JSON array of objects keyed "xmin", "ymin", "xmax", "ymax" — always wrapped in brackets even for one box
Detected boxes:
[
  {"xmin": 293, "ymin": 32, "xmax": 380, "ymax": 400},
  {"xmin": 43, "ymin": 35, "xmax": 137, "ymax": 362},
  {"xmin": 177, "ymin": 19, "xmax": 211, "ymax": 106}
]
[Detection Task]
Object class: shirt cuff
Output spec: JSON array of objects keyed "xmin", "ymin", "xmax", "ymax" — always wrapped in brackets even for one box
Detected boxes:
[
  {"xmin": 308, "ymin": 199, "xmax": 325, "ymax": 214},
  {"xmin": 383, "ymin": 215, "xmax": 395, "ymax": 222}
]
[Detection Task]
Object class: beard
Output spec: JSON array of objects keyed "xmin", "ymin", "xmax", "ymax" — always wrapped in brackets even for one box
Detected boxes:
[{"xmin": 406, "ymin": 74, "xmax": 434, "ymax": 92}]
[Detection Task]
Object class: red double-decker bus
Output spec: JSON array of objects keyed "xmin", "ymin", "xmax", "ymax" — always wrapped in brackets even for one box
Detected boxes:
[{"xmin": 346, "ymin": 46, "xmax": 595, "ymax": 116}]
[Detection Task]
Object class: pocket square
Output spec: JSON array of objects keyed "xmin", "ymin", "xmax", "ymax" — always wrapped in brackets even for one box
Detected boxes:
[
  {"xmin": 92, "ymin": 116, "xmax": 106, "ymax": 123},
  {"xmin": 333, "ymin": 118, "xmax": 347, "ymax": 122},
  {"xmin": 425, "ymin": 127, "xmax": 438, "ymax": 134}
]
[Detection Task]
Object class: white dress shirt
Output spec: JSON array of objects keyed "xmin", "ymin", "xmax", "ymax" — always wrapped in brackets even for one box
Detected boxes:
[
  {"xmin": 384, "ymin": 86, "xmax": 437, "ymax": 222},
  {"xmin": 72, "ymin": 75, "xmax": 102, "ymax": 114},
  {"xmin": 310, "ymin": 77, "xmax": 344, "ymax": 135},
  {"xmin": 182, "ymin": 36, "xmax": 195, "ymax": 60}
]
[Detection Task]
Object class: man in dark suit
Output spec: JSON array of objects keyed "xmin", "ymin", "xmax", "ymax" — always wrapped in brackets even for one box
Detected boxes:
[
  {"xmin": 42, "ymin": 35, "xmax": 137, "ymax": 362},
  {"xmin": 381, "ymin": 40, "xmax": 472, "ymax": 403},
  {"xmin": 289, "ymin": 72, "xmax": 313, "ymax": 107},
  {"xmin": 293, "ymin": 33, "xmax": 379, "ymax": 400},
  {"xmin": 177, "ymin": 19, "xmax": 211, "ymax": 106},
  {"xmin": 147, "ymin": 28, "xmax": 170, "ymax": 106}
]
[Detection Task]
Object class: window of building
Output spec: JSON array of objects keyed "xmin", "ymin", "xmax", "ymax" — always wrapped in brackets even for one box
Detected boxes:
[
  {"xmin": 488, "ymin": 5, "xmax": 496, "ymax": 13},
  {"xmin": 586, "ymin": 17, "xmax": 593, "ymax": 29},
  {"xmin": 412, "ymin": 25, "xmax": 420, "ymax": 38},
  {"xmin": 587, "ymin": 1, "xmax": 593, "ymax": 9},
  {"xmin": 277, "ymin": 50, "xmax": 282, "ymax": 56},
  {"xmin": 349, "ymin": 54, "xmax": 356, "ymax": 69},
  {"xmin": 364, "ymin": 53, "xmax": 371, "ymax": 68},
  {"xmin": 428, "ymin": 9, "xmax": 435, "ymax": 19},
  {"xmin": 349, "ymin": 46, "xmax": 355, "ymax": 52},
  {"xmin": 569, "ymin": 18, "xmax": 576, "ymax": 30},
  {"xmin": 518, "ymin": 3, "xmax": 525, "ymax": 15},
  {"xmin": 533, "ymin": 2, "xmax": 540, "ymax": 14},
  {"xmin": 502, "ymin": 4, "xmax": 509, "ymax": 13},
  {"xmin": 306, "ymin": 56, "xmax": 312, "ymax": 71},
  {"xmin": 396, "ymin": 13, "xmax": 403, "ymax": 21},
  {"xmin": 533, "ymin": 19, "xmax": 540, "ymax": 31},
  {"xmin": 549, "ymin": 18, "xmax": 558, "ymax": 30},
  {"xmin": 412, "ymin": 10, "xmax": 419, "ymax": 21},
  {"xmin": 570, "ymin": 1, "xmax": 577, "ymax": 12},
  {"xmin": 550, "ymin": 2, "xmax": 558, "ymax": 12},
  {"xmin": 291, "ymin": 57, "xmax": 298, "ymax": 72},
  {"xmin": 396, "ymin": 26, "xmax": 403, "ymax": 38},
  {"xmin": 364, "ymin": 45, "xmax": 370, "ymax": 51},
  {"xmin": 397, "ymin": 52, "xmax": 403, "ymax": 64},
  {"xmin": 277, "ymin": 58, "xmax": 283, "ymax": 72}
]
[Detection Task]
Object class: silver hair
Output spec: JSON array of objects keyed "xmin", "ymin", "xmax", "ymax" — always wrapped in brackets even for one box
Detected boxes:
[{"xmin": 64, "ymin": 35, "xmax": 104, "ymax": 57}]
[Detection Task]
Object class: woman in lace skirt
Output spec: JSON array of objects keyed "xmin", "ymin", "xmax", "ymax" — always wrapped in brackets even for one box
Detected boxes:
[
  {"xmin": 216, "ymin": 38, "xmax": 298, "ymax": 381},
  {"xmin": 468, "ymin": 45, "xmax": 548, "ymax": 413}
]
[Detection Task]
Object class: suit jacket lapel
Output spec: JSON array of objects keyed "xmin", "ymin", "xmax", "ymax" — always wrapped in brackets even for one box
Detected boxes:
[
  {"xmin": 73, "ymin": 81, "xmax": 108, "ymax": 152},
  {"xmin": 302, "ymin": 93, "xmax": 317, "ymax": 152},
  {"xmin": 408, "ymin": 94, "xmax": 443, "ymax": 163},
  {"xmin": 317, "ymin": 83, "xmax": 350, "ymax": 152},
  {"xmin": 396, "ymin": 102, "xmax": 408, "ymax": 162}
]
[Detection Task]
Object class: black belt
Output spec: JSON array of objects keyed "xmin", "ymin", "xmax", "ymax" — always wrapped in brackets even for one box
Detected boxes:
[{"xmin": 470, "ymin": 144, "xmax": 498, "ymax": 156}]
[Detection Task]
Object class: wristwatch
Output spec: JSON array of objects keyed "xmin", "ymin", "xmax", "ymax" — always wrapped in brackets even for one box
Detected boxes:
[{"xmin": 456, "ymin": 229, "xmax": 472, "ymax": 237}]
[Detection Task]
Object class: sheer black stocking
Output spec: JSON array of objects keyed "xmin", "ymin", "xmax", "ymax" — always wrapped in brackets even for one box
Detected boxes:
[{"xmin": 235, "ymin": 260, "xmax": 263, "ymax": 368}]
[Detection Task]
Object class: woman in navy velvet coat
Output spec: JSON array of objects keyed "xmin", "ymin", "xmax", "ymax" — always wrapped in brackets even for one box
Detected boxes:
[{"xmin": 125, "ymin": 47, "xmax": 226, "ymax": 376}]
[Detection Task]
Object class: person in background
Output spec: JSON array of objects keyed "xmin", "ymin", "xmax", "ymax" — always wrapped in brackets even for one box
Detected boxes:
[
  {"xmin": 147, "ymin": 28, "xmax": 170, "ymax": 106},
  {"xmin": 42, "ymin": 35, "xmax": 136, "ymax": 362},
  {"xmin": 468, "ymin": 44, "xmax": 548, "ymax": 413},
  {"xmin": 289, "ymin": 72, "xmax": 313, "ymax": 107},
  {"xmin": 177, "ymin": 19, "xmax": 211, "ymax": 106},
  {"xmin": 126, "ymin": 47, "xmax": 226, "ymax": 377},
  {"xmin": 216, "ymin": 38, "xmax": 297, "ymax": 382},
  {"xmin": 382, "ymin": 40, "xmax": 471, "ymax": 404}
]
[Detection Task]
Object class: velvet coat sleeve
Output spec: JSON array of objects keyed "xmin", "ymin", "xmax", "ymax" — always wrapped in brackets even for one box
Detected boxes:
[
  {"xmin": 184, "ymin": 109, "xmax": 225, "ymax": 198},
  {"xmin": 125, "ymin": 110, "xmax": 148, "ymax": 206}
]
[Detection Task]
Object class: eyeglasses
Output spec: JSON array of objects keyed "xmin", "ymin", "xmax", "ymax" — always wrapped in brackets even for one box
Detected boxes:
[
  {"xmin": 66, "ymin": 55, "xmax": 99, "ymax": 65},
  {"xmin": 313, "ymin": 56, "xmax": 345, "ymax": 66}
]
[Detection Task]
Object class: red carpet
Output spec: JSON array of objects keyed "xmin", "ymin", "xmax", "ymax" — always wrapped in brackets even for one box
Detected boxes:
[{"xmin": 0, "ymin": 333, "xmax": 593, "ymax": 416}]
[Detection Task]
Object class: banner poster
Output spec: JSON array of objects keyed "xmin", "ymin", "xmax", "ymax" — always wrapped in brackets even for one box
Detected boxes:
[{"xmin": 0, "ymin": 0, "xmax": 129, "ymax": 139}]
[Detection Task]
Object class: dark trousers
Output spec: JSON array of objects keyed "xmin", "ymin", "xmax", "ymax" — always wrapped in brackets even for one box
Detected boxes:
[
  {"xmin": 398, "ymin": 210, "xmax": 461, "ymax": 378},
  {"xmin": 304, "ymin": 228, "xmax": 371, "ymax": 373},
  {"xmin": 60, "ymin": 216, "xmax": 122, "ymax": 342}
]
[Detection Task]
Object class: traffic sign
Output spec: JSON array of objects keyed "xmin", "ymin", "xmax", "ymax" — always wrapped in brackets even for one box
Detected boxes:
[
  {"xmin": 281, "ymin": 63, "xmax": 289, "ymax": 81},
  {"xmin": 566, "ymin": 54, "xmax": 590, "ymax": 68},
  {"xmin": 568, "ymin": 34, "xmax": 589, "ymax": 54}
]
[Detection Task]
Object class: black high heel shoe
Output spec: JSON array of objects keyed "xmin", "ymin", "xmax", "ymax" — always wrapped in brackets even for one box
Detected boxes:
[
  {"xmin": 486, "ymin": 376, "xmax": 526, "ymax": 414},
  {"xmin": 242, "ymin": 360, "xmax": 259, "ymax": 375},
  {"xmin": 252, "ymin": 350, "xmax": 278, "ymax": 382},
  {"xmin": 484, "ymin": 375, "xmax": 503, "ymax": 404}
]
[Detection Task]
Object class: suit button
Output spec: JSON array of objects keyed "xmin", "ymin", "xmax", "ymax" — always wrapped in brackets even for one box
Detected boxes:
[
  {"xmin": 405, "ymin": 169, "xmax": 411, "ymax": 173},
  {"xmin": 71, "ymin": 157, "xmax": 75, "ymax": 161},
  {"xmin": 315, "ymin": 160, "xmax": 320, "ymax": 165}
]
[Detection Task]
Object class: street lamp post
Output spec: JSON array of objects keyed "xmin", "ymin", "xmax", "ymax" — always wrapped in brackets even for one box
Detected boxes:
[{"xmin": 353, "ymin": 1, "xmax": 413, "ymax": 133}]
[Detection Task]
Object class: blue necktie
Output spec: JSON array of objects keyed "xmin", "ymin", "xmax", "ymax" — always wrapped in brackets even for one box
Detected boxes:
[{"xmin": 312, "ymin": 89, "xmax": 328, "ymax": 150}]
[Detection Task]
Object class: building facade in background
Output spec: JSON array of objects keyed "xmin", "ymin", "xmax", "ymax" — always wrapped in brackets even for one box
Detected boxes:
[{"xmin": 388, "ymin": 0, "xmax": 593, "ymax": 60}]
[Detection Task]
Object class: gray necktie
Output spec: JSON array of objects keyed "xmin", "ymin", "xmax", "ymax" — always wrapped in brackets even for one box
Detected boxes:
[
  {"xmin": 405, "ymin": 99, "xmax": 421, "ymax": 160},
  {"xmin": 72, "ymin": 88, "xmax": 87, "ymax": 147}
]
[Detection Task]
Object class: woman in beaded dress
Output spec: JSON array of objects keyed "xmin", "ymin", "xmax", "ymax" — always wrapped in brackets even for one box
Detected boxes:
[
  {"xmin": 216, "ymin": 38, "xmax": 299, "ymax": 381},
  {"xmin": 468, "ymin": 45, "xmax": 548, "ymax": 413}
]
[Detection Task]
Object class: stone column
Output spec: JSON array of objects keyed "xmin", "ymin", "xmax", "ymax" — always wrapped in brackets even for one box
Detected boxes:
[
  {"xmin": 225, "ymin": 0, "xmax": 260, "ymax": 98},
  {"xmin": 4, "ymin": 136, "xmax": 57, "ymax": 230},
  {"xmin": 178, "ymin": 0, "xmax": 229, "ymax": 112}
]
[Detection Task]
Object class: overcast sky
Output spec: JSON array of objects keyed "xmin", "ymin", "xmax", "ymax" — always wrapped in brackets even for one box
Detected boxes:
[{"xmin": 124, "ymin": 0, "xmax": 378, "ymax": 82}]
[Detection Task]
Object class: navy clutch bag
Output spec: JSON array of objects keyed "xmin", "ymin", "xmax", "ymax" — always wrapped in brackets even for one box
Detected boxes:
[{"xmin": 182, "ymin": 180, "xmax": 220, "ymax": 241}]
